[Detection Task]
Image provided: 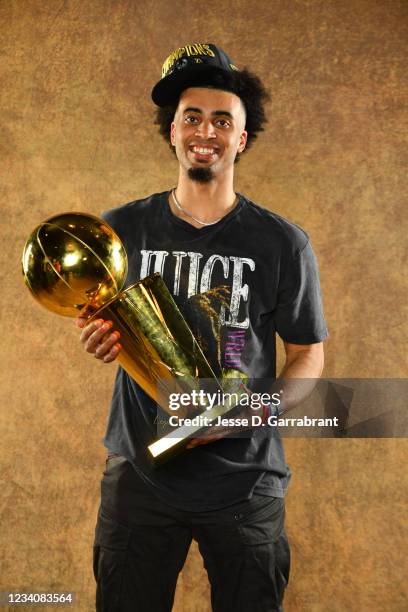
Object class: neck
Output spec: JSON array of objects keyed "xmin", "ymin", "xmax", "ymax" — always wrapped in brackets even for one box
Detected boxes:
[{"xmin": 173, "ymin": 167, "xmax": 237, "ymax": 225}]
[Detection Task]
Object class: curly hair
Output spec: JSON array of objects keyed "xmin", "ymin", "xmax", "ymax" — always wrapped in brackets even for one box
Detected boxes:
[{"xmin": 155, "ymin": 69, "xmax": 270, "ymax": 163}]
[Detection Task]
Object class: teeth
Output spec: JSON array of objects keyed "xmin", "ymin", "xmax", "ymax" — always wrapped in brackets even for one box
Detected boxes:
[{"xmin": 192, "ymin": 146, "xmax": 215, "ymax": 154}]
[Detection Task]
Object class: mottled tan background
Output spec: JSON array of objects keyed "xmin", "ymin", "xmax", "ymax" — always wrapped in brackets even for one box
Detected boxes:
[{"xmin": 1, "ymin": 0, "xmax": 407, "ymax": 610}]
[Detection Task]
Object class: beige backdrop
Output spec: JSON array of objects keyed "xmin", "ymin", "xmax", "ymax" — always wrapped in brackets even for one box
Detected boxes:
[{"xmin": 1, "ymin": 0, "xmax": 407, "ymax": 610}]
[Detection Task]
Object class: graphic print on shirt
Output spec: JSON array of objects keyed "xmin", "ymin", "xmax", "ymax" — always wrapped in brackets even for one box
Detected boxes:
[{"xmin": 140, "ymin": 249, "xmax": 255, "ymax": 377}]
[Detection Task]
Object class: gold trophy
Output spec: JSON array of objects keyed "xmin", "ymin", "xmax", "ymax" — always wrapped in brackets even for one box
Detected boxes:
[{"xmin": 22, "ymin": 213, "xmax": 243, "ymax": 462}]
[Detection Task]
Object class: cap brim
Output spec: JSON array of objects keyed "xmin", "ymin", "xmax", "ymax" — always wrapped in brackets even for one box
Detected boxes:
[{"xmin": 151, "ymin": 65, "xmax": 233, "ymax": 107}]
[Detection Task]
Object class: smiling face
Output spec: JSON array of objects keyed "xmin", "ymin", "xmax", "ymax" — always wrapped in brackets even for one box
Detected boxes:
[{"xmin": 170, "ymin": 87, "xmax": 248, "ymax": 182}]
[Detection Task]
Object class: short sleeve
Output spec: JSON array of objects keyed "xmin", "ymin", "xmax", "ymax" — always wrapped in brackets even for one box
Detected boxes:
[{"xmin": 274, "ymin": 240, "xmax": 328, "ymax": 344}]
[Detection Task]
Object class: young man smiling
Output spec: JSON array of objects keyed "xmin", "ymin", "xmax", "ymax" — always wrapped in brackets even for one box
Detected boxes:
[
  {"xmin": 170, "ymin": 87, "xmax": 247, "ymax": 195},
  {"xmin": 77, "ymin": 44, "xmax": 328, "ymax": 612}
]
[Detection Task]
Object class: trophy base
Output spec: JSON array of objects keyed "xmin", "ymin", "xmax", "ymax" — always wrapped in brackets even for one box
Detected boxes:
[{"xmin": 148, "ymin": 400, "xmax": 241, "ymax": 464}]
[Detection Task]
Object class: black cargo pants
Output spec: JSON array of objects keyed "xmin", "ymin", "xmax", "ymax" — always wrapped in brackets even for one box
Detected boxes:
[{"xmin": 93, "ymin": 456, "xmax": 290, "ymax": 612}]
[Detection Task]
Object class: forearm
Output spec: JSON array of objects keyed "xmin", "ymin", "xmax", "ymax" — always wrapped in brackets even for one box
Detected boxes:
[
  {"xmin": 279, "ymin": 344, "xmax": 324, "ymax": 379},
  {"xmin": 274, "ymin": 343, "xmax": 324, "ymax": 414},
  {"xmin": 187, "ymin": 343, "xmax": 325, "ymax": 447}
]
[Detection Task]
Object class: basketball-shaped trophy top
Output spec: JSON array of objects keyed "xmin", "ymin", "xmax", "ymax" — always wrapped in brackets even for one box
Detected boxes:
[{"xmin": 22, "ymin": 212, "xmax": 128, "ymax": 317}]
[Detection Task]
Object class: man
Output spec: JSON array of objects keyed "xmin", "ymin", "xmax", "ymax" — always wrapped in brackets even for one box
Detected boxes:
[{"xmin": 77, "ymin": 44, "xmax": 328, "ymax": 612}]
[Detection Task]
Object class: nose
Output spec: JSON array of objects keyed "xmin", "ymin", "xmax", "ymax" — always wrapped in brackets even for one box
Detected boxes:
[{"xmin": 195, "ymin": 120, "xmax": 216, "ymax": 139}]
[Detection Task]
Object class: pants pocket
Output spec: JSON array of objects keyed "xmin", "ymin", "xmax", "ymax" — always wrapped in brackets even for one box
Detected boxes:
[
  {"xmin": 195, "ymin": 497, "xmax": 290, "ymax": 611},
  {"xmin": 237, "ymin": 495, "xmax": 285, "ymax": 546},
  {"xmin": 93, "ymin": 509, "xmax": 132, "ymax": 612},
  {"xmin": 274, "ymin": 530, "xmax": 290, "ymax": 588},
  {"xmin": 236, "ymin": 497, "xmax": 290, "ymax": 609}
]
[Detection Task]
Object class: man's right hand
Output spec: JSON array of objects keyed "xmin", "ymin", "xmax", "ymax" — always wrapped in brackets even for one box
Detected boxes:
[{"xmin": 75, "ymin": 318, "xmax": 122, "ymax": 363}]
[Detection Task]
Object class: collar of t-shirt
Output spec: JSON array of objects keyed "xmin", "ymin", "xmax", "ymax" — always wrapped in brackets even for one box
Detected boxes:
[{"xmin": 161, "ymin": 190, "xmax": 246, "ymax": 239}]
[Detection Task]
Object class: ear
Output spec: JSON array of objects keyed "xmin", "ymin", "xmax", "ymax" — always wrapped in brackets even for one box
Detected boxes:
[
  {"xmin": 170, "ymin": 122, "xmax": 176, "ymax": 146},
  {"xmin": 238, "ymin": 130, "xmax": 248, "ymax": 153}
]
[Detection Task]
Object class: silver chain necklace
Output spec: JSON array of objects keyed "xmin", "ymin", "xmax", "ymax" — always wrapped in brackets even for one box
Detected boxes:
[{"xmin": 172, "ymin": 189, "xmax": 233, "ymax": 227}]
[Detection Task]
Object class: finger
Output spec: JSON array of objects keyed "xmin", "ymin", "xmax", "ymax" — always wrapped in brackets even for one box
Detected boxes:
[
  {"xmin": 186, "ymin": 438, "xmax": 203, "ymax": 449},
  {"xmin": 94, "ymin": 331, "xmax": 121, "ymax": 359},
  {"xmin": 83, "ymin": 321, "xmax": 114, "ymax": 351},
  {"xmin": 187, "ymin": 438, "xmax": 216, "ymax": 448},
  {"xmin": 102, "ymin": 342, "xmax": 122, "ymax": 363},
  {"xmin": 79, "ymin": 319, "xmax": 105, "ymax": 343},
  {"xmin": 186, "ymin": 432, "xmax": 225, "ymax": 449}
]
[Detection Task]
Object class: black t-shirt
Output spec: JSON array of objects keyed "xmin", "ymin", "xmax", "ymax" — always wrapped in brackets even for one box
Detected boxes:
[{"xmin": 101, "ymin": 190, "xmax": 328, "ymax": 511}]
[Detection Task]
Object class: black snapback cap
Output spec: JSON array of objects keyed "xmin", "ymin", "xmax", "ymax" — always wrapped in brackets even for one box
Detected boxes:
[{"xmin": 151, "ymin": 43, "xmax": 239, "ymax": 107}]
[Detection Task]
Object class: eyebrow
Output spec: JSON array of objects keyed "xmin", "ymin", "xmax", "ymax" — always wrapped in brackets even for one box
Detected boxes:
[{"xmin": 183, "ymin": 107, "xmax": 234, "ymax": 119}]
